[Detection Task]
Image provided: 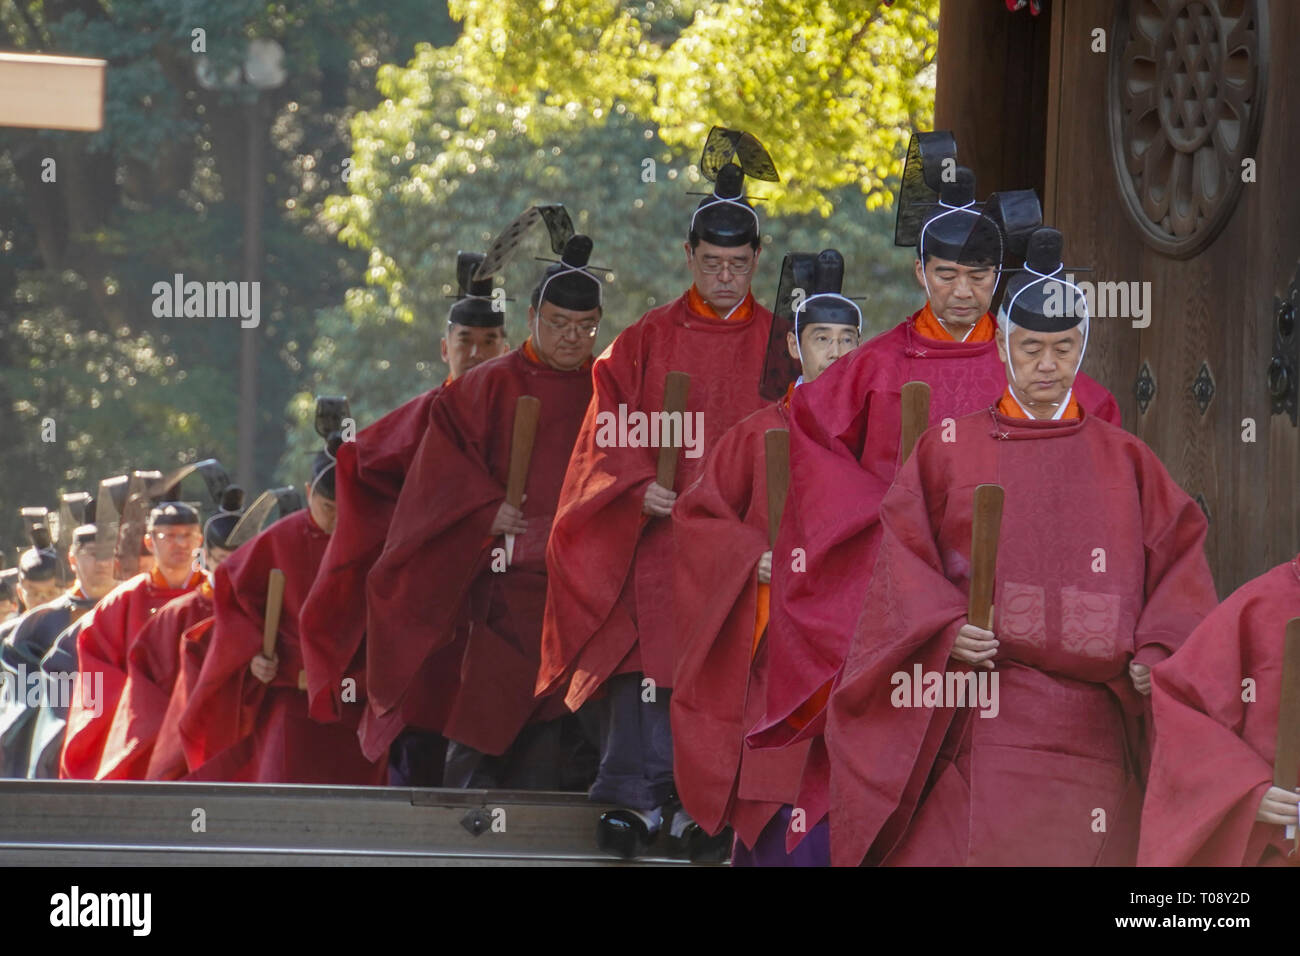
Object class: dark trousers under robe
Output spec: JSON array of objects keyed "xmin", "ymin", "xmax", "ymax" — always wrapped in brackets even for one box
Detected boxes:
[{"xmin": 588, "ymin": 672, "xmax": 674, "ymax": 809}]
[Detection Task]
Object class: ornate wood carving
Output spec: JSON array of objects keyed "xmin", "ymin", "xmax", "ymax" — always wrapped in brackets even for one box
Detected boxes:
[{"xmin": 1108, "ymin": 0, "xmax": 1268, "ymax": 258}]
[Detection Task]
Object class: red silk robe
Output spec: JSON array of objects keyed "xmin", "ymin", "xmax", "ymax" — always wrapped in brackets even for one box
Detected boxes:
[
  {"xmin": 752, "ymin": 308, "xmax": 1122, "ymax": 842},
  {"xmin": 146, "ymin": 615, "xmax": 214, "ymax": 780},
  {"xmin": 179, "ymin": 509, "xmax": 383, "ymax": 784},
  {"xmin": 97, "ymin": 582, "xmax": 215, "ymax": 779},
  {"xmin": 825, "ymin": 407, "xmax": 1217, "ymax": 866},
  {"xmin": 1140, "ymin": 555, "xmax": 1300, "ymax": 866},
  {"xmin": 60, "ymin": 570, "xmax": 200, "ymax": 779},
  {"xmin": 300, "ymin": 386, "xmax": 444, "ymax": 724},
  {"xmin": 365, "ymin": 346, "xmax": 592, "ymax": 759},
  {"xmin": 672, "ymin": 397, "xmax": 810, "ymax": 849},
  {"xmin": 540, "ymin": 289, "xmax": 774, "ymax": 711}
]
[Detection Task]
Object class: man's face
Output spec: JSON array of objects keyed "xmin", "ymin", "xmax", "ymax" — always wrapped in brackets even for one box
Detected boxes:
[
  {"xmin": 18, "ymin": 578, "xmax": 61, "ymax": 608},
  {"xmin": 441, "ymin": 323, "xmax": 508, "ymax": 380},
  {"xmin": 996, "ymin": 326, "xmax": 1083, "ymax": 412},
  {"xmin": 914, "ymin": 256, "xmax": 998, "ymax": 326},
  {"xmin": 206, "ymin": 545, "xmax": 234, "ymax": 570},
  {"xmin": 145, "ymin": 523, "xmax": 202, "ymax": 575},
  {"xmin": 530, "ymin": 302, "xmax": 600, "ymax": 371},
  {"xmin": 787, "ymin": 324, "xmax": 860, "ymax": 384},
  {"xmin": 306, "ymin": 484, "xmax": 337, "ymax": 535},
  {"xmin": 70, "ymin": 546, "xmax": 116, "ymax": 600},
  {"xmin": 685, "ymin": 240, "xmax": 760, "ymax": 314},
  {"xmin": 0, "ymin": 599, "xmax": 18, "ymax": 620}
]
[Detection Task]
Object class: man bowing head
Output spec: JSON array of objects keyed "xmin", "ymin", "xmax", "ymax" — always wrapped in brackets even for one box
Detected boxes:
[
  {"xmin": 824, "ymin": 227, "xmax": 1218, "ymax": 867},
  {"xmin": 365, "ymin": 232, "xmax": 601, "ymax": 789}
]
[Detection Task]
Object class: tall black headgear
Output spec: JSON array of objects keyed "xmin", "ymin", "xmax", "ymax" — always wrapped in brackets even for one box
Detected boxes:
[{"xmin": 690, "ymin": 127, "xmax": 779, "ymax": 248}]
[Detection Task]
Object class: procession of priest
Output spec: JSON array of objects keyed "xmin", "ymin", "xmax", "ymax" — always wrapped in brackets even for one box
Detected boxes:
[{"xmin": 0, "ymin": 128, "xmax": 1295, "ymax": 867}]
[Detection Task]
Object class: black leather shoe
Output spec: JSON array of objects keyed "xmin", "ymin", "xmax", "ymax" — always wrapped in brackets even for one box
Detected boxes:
[
  {"xmin": 659, "ymin": 796, "xmax": 732, "ymax": 863},
  {"xmin": 597, "ymin": 809, "xmax": 657, "ymax": 859},
  {"xmin": 684, "ymin": 823, "xmax": 733, "ymax": 863}
]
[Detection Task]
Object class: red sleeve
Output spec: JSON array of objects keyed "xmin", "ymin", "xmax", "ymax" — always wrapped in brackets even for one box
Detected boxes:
[
  {"xmin": 96, "ymin": 598, "xmax": 191, "ymax": 780},
  {"xmin": 1141, "ymin": 577, "xmax": 1290, "ymax": 866},
  {"xmin": 1131, "ymin": 443, "xmax": 1218, "ymax": 667},
  {"xmin": 824, "ymin": 436, "xmax": 971, "ymax": 867},
  {"xmin": 179, "ymin": 539, "xmax": 291, "ymax": 772},
  {"xmin": 301, "ymin": 388, "xmax": 439, "ymax": 722},
  {"xmin": 365, "ymin": 373, "xmax": 507, "ymax": 718},
  {"xmin": 755, "ymin": 350, "xmax": 894, "ymax": 747},
  {"xmin": 146, "ymin": 617, "xmax": 214, "ymax": 780},
  {"xmin": 671, "ymin": 411, "xmax": 771, "ymax": 836},
  {"xmin": 59, "ymin": 586, "xmax": 135, "ymax": 779}
]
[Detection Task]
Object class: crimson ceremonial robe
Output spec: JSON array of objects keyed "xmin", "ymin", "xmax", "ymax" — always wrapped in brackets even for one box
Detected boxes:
[
  {"xmin": 751, "ymin": 309, "xmax": 1122, "ymax": 841},
  {"xmin": 180, "ymin": 509, "xmax": 383, "ymax": 784},
  {"xmin": 1139, "ymin": 555, "xmax": 1300, "ymax": 866},
  {"xmin": 540, "ymin": 290, "xmax": 774, "ymax": 709},
  {"xmin": 826, "ymin": 407, "xmax": 1217, "ymax": 866},
  {"xmin": 97, "ymin": 582, "xmax": 215, "ymax": 779},
  {"xmin": 672, "ymin": 398, "xmax": 810, "ymax": 849},
  {"xmin": 146, "ymin": 615, "xmax": 214, "ymax": 780},
  {"xmin": 365, "ymin": 346, "xmax": 592, "ymax": 758},
  {"xmin": 300, "ymin": 386, "xmax": 444, "ymax": 723},
  {"xmin": 60, "ymin": 571, "xmax": 200, "ymax": 779}
]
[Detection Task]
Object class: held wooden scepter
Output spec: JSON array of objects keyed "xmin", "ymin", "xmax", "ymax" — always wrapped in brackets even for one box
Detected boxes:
[
  {"xmin": 503, "ymin": 395, "xmax": 542, "ymax": 566},
  {"xmin": 764, "ymin": 429, "xmax": 791, "ymax": 550},
  {"xmin": 656, "ymin": 372, "xmax": 692, "ymax": 492},
  {"xmin": 259, "ymin": 568, "xmax": 298, "ymax": 687},
  {"xmin": 261, "ymin": 569, "xmax": 286, "ymax": 660},
  {"xmin": 751, "ymin": 428, "xmax": 791, "ymax": 656},
  {"xmin": 1275, "ymin": 618, "xmax": 1300, "ymax": 855},
  {"xmin": 967, "ymin": 484, "xmax": 1005, "ymax": 632},
  {"xmin": 899, "ymin": 381, "xmax": 931, "ymax": 467}
]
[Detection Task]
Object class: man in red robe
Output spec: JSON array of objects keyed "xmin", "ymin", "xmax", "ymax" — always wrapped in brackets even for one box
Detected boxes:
[
  {"xmin": 751, "ymin": 144, "xmax": 1122, "ymax": 856},
  {"xmin": 149, "ymin": 489, "xmax": 301, "ymax": 781},
  {"xmin": 96, "ymin": 486, "xmax": 245, "ymax": 780},
  {"xmin": 180, "ymin": 418, "xmax": 382, "ymax": 784},
  {"xmin": 1139, "ymin": 555, "xmax": 1300, "ymax": 866},
  {"xmin": 673, "ymin": 249, "xmax": 859, "ymax": 864},
  {"xmin": 824, "ymin": 228, "xmax": 1218, "ymax": 866},
  {"xmin": 366, "ymin": 235, "xmax": 601, "ymax": 789},
  {"xmin": 299, "ymin": 251, "xmax": 508, "ymax": 786},
  {"xmin": 59, "ymin": 502, "xmax": 205, "ymax": 779},
  {"xmin": 541, "ymin": 136, "xmax": 782, "ymax": 855}
]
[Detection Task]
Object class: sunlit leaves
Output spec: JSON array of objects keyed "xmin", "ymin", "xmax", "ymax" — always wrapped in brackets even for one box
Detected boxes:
[{"xmin": 444, "ymin": 0, "xmax": 938, "ymax": 213}]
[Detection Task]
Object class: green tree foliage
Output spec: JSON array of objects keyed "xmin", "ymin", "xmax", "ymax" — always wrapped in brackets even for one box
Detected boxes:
[
  {"xmin": 443, "ymin": 0, "xmax": 939, "ymax": 212},
  {"xmin": 0, "ymin": 0, "xmax": 452, "ymax": 552}
]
